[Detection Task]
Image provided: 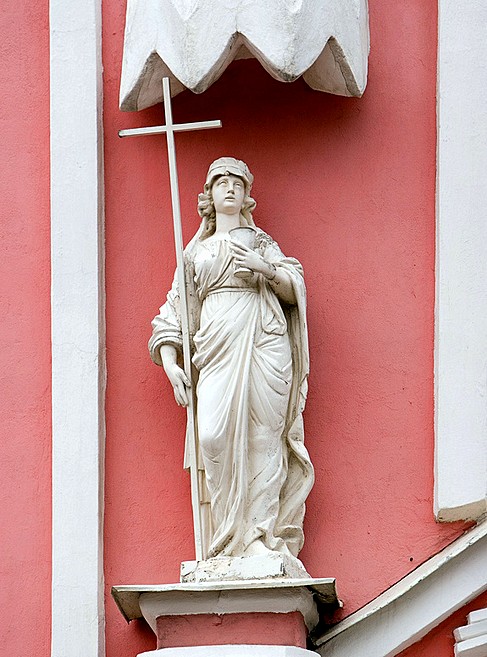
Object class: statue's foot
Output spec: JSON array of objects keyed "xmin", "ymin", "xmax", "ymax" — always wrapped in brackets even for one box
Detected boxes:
[{"xmin": 242, "ymin": 539, "xmax": 273, "ymax": 557}]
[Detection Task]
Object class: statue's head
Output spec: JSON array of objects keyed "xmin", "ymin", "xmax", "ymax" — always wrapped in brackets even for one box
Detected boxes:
[
  {"xmin": 198, "ymin": 157, "xmax": 256, "ymax": 237},
  {"xmin": 204, "ymin": 157, "xmax": 253, "ymax": 195}
]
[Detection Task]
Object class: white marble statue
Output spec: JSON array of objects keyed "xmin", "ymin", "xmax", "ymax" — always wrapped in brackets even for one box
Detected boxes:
[{"xmin": 149, "ymin": 158, "xmax": 314, "ymax": 562}]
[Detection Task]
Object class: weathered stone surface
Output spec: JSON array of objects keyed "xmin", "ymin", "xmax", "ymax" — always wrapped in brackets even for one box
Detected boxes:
[{"xmin": 180, "ymin": 554, "xmax": 311, "ymax": 583}]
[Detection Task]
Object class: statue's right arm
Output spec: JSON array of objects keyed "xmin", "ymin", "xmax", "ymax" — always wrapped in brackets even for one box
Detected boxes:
[{"xmin": 159, "ymin": 344, "xmax": 190, "ymax": 407}]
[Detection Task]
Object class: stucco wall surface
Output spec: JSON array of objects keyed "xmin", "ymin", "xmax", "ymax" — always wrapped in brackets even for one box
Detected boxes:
[
  {"xmin": 102, "ymin": 1, "xmax": 468, "ymax": 656},
  {"xmin": 0, "ymin": 1, "xmax": 52, "ymax": 656}
]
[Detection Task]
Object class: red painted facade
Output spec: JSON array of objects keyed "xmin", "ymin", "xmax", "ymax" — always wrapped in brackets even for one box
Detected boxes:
[
  {"xmin": 0, "ymin": 2, "xmax": 52, "ymax": 657},
  {"xmin": 0, "ymin": 0, "xmax": 481, "ymax": 656},
  {"xmin": 156, "ymin": 612, "xmax": 307, "ymax": 649},
  {"xmin": 103, "ymin": 1, "xmax": 467, "ymax": 655}
]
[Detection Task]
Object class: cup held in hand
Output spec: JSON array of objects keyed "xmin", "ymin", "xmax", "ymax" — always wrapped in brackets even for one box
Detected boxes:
[{"xmin": 229, "ymin": 226, "xmax": 257, "ymax": 279}]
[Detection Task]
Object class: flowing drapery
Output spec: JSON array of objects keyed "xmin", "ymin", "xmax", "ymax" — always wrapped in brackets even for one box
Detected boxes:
[{"xmin": 149, "ymin": 230, "xmax": 314, "ymax": 558}]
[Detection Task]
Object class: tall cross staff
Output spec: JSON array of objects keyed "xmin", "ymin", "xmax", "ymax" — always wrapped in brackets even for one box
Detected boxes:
[{"xmin": 119, "ymin": 78, "xmax": 222, "ymax": 561}]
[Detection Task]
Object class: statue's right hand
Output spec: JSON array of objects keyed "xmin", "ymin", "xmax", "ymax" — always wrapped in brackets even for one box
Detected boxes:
[{"xmin": 164, "ymin": 363, "xmax": 191, "ymax": 407}]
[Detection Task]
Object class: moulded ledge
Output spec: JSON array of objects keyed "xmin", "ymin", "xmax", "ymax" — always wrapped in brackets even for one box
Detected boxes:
[{"xmin": 111, "ymin": 577, "xmax": 340, "ymax": 627}]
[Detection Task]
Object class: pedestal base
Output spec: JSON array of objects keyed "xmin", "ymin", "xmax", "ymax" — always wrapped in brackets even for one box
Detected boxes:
[
  {"xmin": 138, "ymin": 646, "xmax": 317, "ymax": 657},
  {"xmin": 112, "ymin": 578, "xmax": 340, "ymax": 655}
]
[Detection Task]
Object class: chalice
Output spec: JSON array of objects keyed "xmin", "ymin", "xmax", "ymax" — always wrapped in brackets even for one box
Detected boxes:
[{"xmin": 229, "ymin": 226, "xmax": 257, "ymax": 279}]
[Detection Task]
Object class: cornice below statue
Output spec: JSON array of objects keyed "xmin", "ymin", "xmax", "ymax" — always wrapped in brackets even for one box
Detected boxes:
[{"xmin": 119, "ymin": 0, "xmax": 369, "ymax": 111}]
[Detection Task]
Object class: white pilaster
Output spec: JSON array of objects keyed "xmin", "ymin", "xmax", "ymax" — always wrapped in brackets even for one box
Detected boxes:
[
  {"xmin": 50, "ymin": 0, "xmax": 105, "ymax": 655},
  {"xmin": 435, "ymin": 0, "xmax": 487, "ymax": 521}
]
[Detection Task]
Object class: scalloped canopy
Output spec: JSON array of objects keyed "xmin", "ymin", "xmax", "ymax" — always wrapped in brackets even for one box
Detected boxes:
[{"xmin": 119, "ymin": 0, "xmax": 370, "ymax": 111}]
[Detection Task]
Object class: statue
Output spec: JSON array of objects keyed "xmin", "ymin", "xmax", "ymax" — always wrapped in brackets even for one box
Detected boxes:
[{"xmin": 149, "ymin": 157, "xmax": 314, "ymax": 567}]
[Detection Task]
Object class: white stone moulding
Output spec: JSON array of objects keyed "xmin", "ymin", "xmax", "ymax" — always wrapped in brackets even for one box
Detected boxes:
[
  {"xmin": 50, "ymin": 0, "xmax": 106, "ymax": 656},
  {"xmin": 138, "ymin": 647, "xmax": 317, "ymax": 657},
  {"xmin": 454, "ymin": 607, "xmax": 487, "ymax": 657},
  {"xmin": 314, "ymin": 521, "xmax": 487, "ymax": 657},
  {"xmin": 435, "ymin": 0, "xmax": 487, "ymax": 521},
  {"xmin": 112, "ymin": 577, "xmax": 339, "ymax": 630},
  {"xmin": 119, "ymin": 0, "xmax": 369, "ymax": 111}
]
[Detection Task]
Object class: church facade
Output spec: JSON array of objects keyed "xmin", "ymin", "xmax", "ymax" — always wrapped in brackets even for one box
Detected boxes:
[{"xmin": 1, "ymin": 1, "xmax": 486, "ymax": 656}]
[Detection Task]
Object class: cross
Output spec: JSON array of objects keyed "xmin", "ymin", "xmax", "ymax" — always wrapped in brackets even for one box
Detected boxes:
[{"xmin": 119, "ymin": 77, "xmax": 222, "ymax": 561}]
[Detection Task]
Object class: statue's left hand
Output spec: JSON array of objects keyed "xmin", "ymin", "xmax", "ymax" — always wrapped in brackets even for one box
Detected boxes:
[{"xmin": 230, "ymin": 241, "xmax": 276, "ymax": 279}]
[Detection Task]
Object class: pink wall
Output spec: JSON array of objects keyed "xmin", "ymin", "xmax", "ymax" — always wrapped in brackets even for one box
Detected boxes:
[
  {"xmin": 0, "ymin": 1, "xmax": 52, "ymax": 656},
  {"xmin": 0, "ymin": 2, "xmax": 477, "ymax": 657},
  {"xmin": 103, "ymin": 1, "xmax": 468, "ymax": 655},
  {"xmin": 399, "ymin": 591, "xmax": 487, "ymax": 657}
]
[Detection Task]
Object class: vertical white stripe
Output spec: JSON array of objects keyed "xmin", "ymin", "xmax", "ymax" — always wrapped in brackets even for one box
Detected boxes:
[
  {"xmin": 435, "ymin": 0, "xmax": 487, "ymax": 521},
  {"xmin": 50, "ymin": 0, "xmax": 105, "ymax": 654}
]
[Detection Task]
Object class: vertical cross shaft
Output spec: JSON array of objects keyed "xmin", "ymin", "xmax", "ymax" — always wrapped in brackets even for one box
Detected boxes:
[{"xmin": 120, "ymin": 78, "xmax": 222, "ymax": 561}]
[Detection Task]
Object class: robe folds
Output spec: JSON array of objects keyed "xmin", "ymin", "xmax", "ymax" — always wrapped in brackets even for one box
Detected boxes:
[{"xmin": 149, "ymin": 229, "xmax": 314, "ymax": 558}]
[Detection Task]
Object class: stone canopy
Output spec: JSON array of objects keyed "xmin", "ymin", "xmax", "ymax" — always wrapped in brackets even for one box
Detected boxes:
[{"xmin": 119, "ymin": 0, "xmax": 369, "ymax": 111}]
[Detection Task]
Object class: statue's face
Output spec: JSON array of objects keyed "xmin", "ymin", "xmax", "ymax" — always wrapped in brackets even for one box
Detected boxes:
[{"xmin": 211, "ymin": 174, "xmax": 245, "ymax": 215}]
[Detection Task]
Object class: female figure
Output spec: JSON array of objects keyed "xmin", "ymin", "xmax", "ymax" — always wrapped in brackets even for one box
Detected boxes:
[{"xmin": 149, "ymin": 157, "xmax": 314, "ymax": 561}]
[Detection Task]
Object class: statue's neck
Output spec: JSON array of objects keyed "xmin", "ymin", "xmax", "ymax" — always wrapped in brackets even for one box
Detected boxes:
[{"xmin": 214, "ymin": 212, "xmax": 240, "ymax": 234}]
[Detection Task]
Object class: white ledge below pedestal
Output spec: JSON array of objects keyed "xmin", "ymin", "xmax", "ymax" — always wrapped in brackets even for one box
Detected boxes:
[
  {"xmin": 112, "ymin": 578, "xmax": 340, "ymax": 632},
  {"xmin": 138, "ymin": 646, "xmax": 317, "ymax": 657}
]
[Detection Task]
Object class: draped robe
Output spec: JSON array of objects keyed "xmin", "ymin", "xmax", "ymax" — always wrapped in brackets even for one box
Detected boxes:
[{"xmin": 149, "ymin": 229, "xmax": 314, "ymax": 558}]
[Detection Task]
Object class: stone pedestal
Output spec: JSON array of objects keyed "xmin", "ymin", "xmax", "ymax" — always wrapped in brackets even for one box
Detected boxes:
[{"xmin": 112, "ymin": 577, "xmax": 340, "ymax": 656}]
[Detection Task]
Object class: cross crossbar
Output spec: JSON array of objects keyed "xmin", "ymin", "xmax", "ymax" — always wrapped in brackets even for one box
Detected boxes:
[{"xmin": 119, "ymin": 120, "xmax": 221, "ymax": 138}]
